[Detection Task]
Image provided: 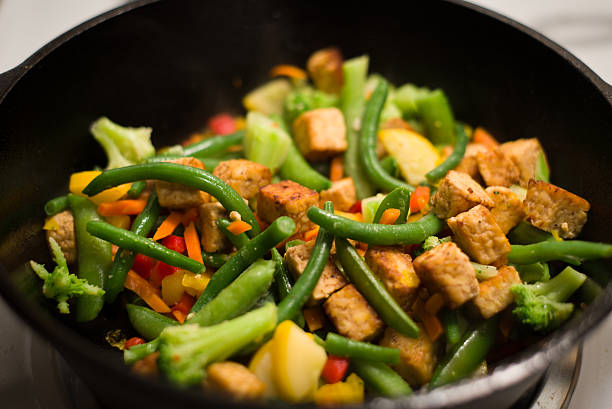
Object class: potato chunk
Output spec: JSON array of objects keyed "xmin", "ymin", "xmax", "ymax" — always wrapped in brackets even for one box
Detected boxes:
[
  {"xmin": 523, "ymin": 180, "xmax": 590, "ymax": 239},
  {"xmin": 257, "ymin": 180, "xmax": 319, "ymax": 234},
  {"xmin": 198, "ymin": 202, "xmax": 232, "ymax": 253},
  {"xmin": 285, "ymin": 241, "xmax": 347, "ymax": 304},
  {"xmin": 379, "ymin": 326, "xmax": 436, "ymax": 386},
  {"xmin": 206, "ymin": 361, "xmax": 266, "ymax": 400},
  {"xmin": 413, "ymin": 242, "xmax": 479, "ymax": 308},
  {"xmin": 447, "ymin": 205, "xmax": 512, "ymax": 265},
  {"xmin": 431, "ymin": 170, "xmax": 494, "ymax": 219},
  {"xmin": 364, "ymin": 246, "xmax": 419, "ymax": 309},
  {"xmin": 476, "ymin": 149, "xmax": 520, "ymax": 187},
  {"xmin": 485, "ymin": 186, "xmax": 525, "ymax": 234},
  {"xmin": 473, "ymin": 265, "xmax": 521, "ymax": 319},
  {"xmin": 499, "ymin": 138, "xmax": 544, "ymax": 187},
  {"xmin": 156, "ymin": 157, "xmax": 210, "ymax": 209},
  {"xmin": 212, "ymin": 159, "xmax": 272, "ymax": 200},
  {"xmin": 319, "ymin": 177, "xmax": 357, "ymax": 212},
  {"xmin": 306, "ymin": 47, "xmax": 343, "ymax": 94},
  {"xmin": 324, "ymin": 284, "xmax": 384, "ymax": 342},
  {"xmin": 45, "ymin": 210, "xmax": 76, "ymax": 264},
  {"xmin": 292, "ymin": 108, "xmax": 347, "ymax": 161}
]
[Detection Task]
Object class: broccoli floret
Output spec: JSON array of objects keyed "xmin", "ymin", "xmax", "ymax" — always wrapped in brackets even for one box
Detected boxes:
[
  {"xmin": 90, "ymin": 117, "xmax": 155, "ymax": 169},
  {"xmin": 283, "ymin": 86, "xmax": 339, "ymax": 125},
  {"xmin": 414, "ymin": 235, "xmax": 451, "ymax": 256},
  {"xmin": 29, "ymin": 238, "xmax": 104, "ymax": 314},
  {"xmin": 157, "ymin": 303, "xmax": 277, "ymax": 386},
  {"xmin": 511, "ymin": 266, "xmax": 586, "ymax": 332}
]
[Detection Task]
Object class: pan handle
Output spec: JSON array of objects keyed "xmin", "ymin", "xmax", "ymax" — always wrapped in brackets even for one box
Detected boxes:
[{"xmin": 0, "ymin": 66, "xmax": 23, "ymax": 100}]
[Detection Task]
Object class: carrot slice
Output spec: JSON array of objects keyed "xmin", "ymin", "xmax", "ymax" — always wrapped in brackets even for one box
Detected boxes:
[
  {"xmin": 269, "ymin": 64, "xmax": 308, "ymax": 80},
  {"xmin": 329, "ymin": 156, "xmax": 344, "ymax": 182},
  {"xmin": 184, "ymin": 222, "xmax": 204, "ymax": 264},
  {"xmin": 303, "ymin": 306, "xmax": 326, "ymax": 332},
  {"xmin": 181, "ymin": 207, "xmax": 199, "ymax": 226},
  {"xmin": 410, "ymin": 186, "xmax": 431, "ymax": 213},
  {"xmin": 124, "ymin": 270, "xmax": 171, "ymax": 313},
  {"xmin": 472, "ymin": 127, "xmax": 499, "ymax": 150},
  {"xmin": 226, "ymin": 220, "xmax": 253, "ymax": 235},
  {"xmin": 414, "ymin": 299, "xmax": 444, "ymax": 341},
  {"xmin": 97, "ymin": 199, "xmax": 147, "ymax": 217},
  {"xmin": 425, "ymin": 293, "xmax": 445, "ymax": 316},
  {"xmin": 379, "ymin": 208, "xmax": 401, "ymax": 225},
  {"xmin": 152, "ymin": 212, "xmax": 182, "ymax": 241}
]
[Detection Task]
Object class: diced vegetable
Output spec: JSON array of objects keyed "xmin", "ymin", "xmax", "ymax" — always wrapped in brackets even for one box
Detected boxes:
[
  {"xmin": 361, "ymin": 193, "xmax": 386, "ymax": 223},
  {"xmin": 90, "ymin": 117, "xmax": 155, "ymax": 169},
  {"xmin": 314, "ymin": 373, "xmax": 364, "ymax": 406},
  {"xmin": 416, "ymin": 90, "xmax": 456, "ymax": 145},
  {"xmin": 321, "ymin": 355, "xmax": 350, "ymax": 384},
  {"xmin": 69, "ymin": 171, "xmax": 131, "ymax": 205},
  {"xmin": 161, "ymin": 270, "xmax": 185, "ymax": 306},
  {"xmin": 243, "ymin": 78, "xmax": 292, "ymax": 115},
  {"xmin": 249, "ymin": 340, "xmax": 281, "ymax": 398},
  {"xmin": 243, "ymin": 112, "xmax": 292, "ymax": 172},
  {"xmin": 471, "ymin": 262, "xmax": 498, "ymax": 281}
]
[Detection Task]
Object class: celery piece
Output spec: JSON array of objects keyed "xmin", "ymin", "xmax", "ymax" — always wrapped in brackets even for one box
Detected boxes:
[
  {"xmin": 535, "ymin": 150, "xmax": 550, "ymax": 182},
  {"xmin": 243, "ymin": 78, "xmax": 292, "ymax": 115},
  {"xmin": 471, "ymin": 262, "xmax": 498, "ymax": 281},
  {"xmin": 416, "ymin": 89, "xmax": 456, "ymax": 145},
  {"xmin": 361, "ymin": 194, "xmax": 386, "ymax": 223},
  {"xmin": 392, "ymin": 84, "xmax": 430, "ymax": 117},
  {"xmin": 244, "ymin": 112, "xmax": 291, "ymax": 172},
  {"xmin": 341, "ymin": 56, "xmax": 375, "ymax": 199}
]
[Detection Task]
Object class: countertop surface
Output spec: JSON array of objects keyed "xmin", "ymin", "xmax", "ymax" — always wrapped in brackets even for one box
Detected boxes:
[{"xmin": 1, "ymin": 1, "xmax": 611, "ymax": 408}]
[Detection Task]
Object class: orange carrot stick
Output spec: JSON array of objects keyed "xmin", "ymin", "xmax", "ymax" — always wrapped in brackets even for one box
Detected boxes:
[
  {"xmin": 97, "ymin": 199, "xmax": 147, "ymax": 217},
  {"xmin": 472, "ymin": 127, "xmax": 499, "ymax": 150},
  {"xmin": 425, "ymin": 293, "xmax": 445, "ymax": 316},
  {"xmin": 422, "ymin": 313, "xmax": 444, "ymax": 342},
  {"xmin": 269, "ymin": 64, "xmax": 307, "ymax": 80},
  {"xmin": 329, "ymin": 156, "xmax": 344, "ymax": 182},
  {"xmin": 171, "ymin": 309, "xmax": 187, "ymax": 324},
  {"xmin": 124, "ymin": 270, "xmax": 171, "ymax": 313},
  {"xmin": 152, "ymin": 212, "xmax": 182, "ymax": 241},
  {"xmin": 379, "ymin": 208, "xmax": 401, "ymax": 225},
  {"xmin": 226, "ymin": 220, "xmax": 253, "ymax": 235},
  {"xmin": 303, "ymin": 226, "xmax": 320, "ymax": 242},
  {"xmin": 410, "ymin": 186, "xmax": 431, "ymax": 213},
  {"xmin": 184, "ymin": 222, "xmax": 204, "ymax": 264}
]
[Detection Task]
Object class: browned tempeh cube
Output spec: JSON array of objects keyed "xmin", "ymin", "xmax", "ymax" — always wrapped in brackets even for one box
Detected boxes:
[
  {"xmin": 205, "ymin": 362, "xmax": 266, "ymax": 400},
  {"xmin": 485, "ymin": 186, "xmax": 526, "ymax": 234},
  {"xmin": 319, "ymin": 177, "xmax": 357, "ymax": 212},
  {"xmin": 156, "ymin": 157, "xmax": 210, "ymax": 209},
  {"xmin": 431, "ymin": 170, "xmax": 494, "ymax": 219},
  {"xmin": 45, "ymin": 210, "xmax": 76, "ymax": 264},
  {"xmin": 198, "ymin": 202, "xmax": 232, "ymax": 253},
  {"xmin": 499, "ymin": 138, "xmax": 544, "ymax": 187},
  {"xmin": 212, "ymin": 159, "xmax": 272, "ymax": 200},
  {"xmin": 476, "ymin": 149, "xmax": 520, "ymax": 187},
  {"xmin": 473, "ymin": 265, "xmax": 522, "ymax": 319},
  {"xmin": 257, "ymin": 180, "xmax": 319, "ymax": 234},
  {"xmin": 292, "ymin": 108, "xmax": 347, "ymax": 161},
  {"xmin": 306, "ymin": 47, "xmax": 344, "ymax": 94}
]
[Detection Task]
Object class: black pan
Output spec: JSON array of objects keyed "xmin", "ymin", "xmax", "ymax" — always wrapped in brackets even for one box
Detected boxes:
[{"xmin": 1, "ymin": 1, "xmax": 611, "ymax": 408}]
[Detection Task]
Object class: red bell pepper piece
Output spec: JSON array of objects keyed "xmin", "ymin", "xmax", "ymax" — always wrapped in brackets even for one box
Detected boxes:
[
  {"xmin": 161, "ymin": 235, "xmax": 186, "ymax": 254},
  {"xmin": 348, "ymin": 200, "xmax": 362, "ymax": 214},
  {"xmin": 321, "ymin": 355, "xmax": 350, "ymax": 384},
  {"xmin": 208, "ymin": 113, "xmax": 236, "ymax": 135},
  {"xmin": 132, "ymin": 253, "xmax": 156, "ymax": 279},
  {"xmin": 172, "ymin": 293, "xmax": 195, "ymax": 315},
  {"xmin": 124, "ymin": 337, "xmax": 146, "ymax": 349}
]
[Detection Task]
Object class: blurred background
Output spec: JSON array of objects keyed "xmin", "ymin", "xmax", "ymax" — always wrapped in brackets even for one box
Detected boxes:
[{"xmin": 0, "ymin": 1, "xmax": 611, "ymax": 408}]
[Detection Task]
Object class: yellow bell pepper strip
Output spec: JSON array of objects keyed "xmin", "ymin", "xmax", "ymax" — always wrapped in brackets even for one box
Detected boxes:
[{"xmin": 69, "ymin": 171, "xmax": 131, "ymax": 205}]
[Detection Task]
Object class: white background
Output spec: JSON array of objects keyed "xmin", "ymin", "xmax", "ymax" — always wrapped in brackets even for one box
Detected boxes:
[{"xmin": 1, "ymin": 1, "xmax": 611, "ymax": 408}]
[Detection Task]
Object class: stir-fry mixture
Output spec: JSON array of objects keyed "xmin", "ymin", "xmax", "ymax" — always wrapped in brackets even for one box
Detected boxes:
[{"xmin": 32, "ymin": 47, "xmax": 612, "ymax": 405}]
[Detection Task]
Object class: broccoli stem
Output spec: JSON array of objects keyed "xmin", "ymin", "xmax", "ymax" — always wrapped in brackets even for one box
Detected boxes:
[
  {"xmin": 529, "ymin": 266, "xmax": 587, "ymax": 302},
  {"xmin": 158, "ymin": 303, "xmax": 277, "ymax": 386}
]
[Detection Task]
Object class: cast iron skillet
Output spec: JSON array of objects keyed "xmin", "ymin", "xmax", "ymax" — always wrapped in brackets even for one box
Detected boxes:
[{"xmin": 1, "ymin": 1, "xmax": 611, "ymax": 408}]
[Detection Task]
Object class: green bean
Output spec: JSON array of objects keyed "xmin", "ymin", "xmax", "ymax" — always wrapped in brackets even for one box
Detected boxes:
[
  {"xmin": 126, "ymin": 304, "xmax": 177, "ymax": 340},
  {"xmin": 187, "ymin": 259, "xmax": 275, "ymax": 326},
  {"xmin": 279, "ymin": 143, "xmax": 332, "ymax": 191},
  {"xmin": 335, "ymin": 237, "xmax": 419, "ymax": 338},
  {"xmin": 67, "ymin": 194, "xmax": 112, "ymax": 322},
  {"xmin": 201, "ymin": 251, "xmax": 230, "ymax": 268},
  {"xmin": 277, "ymin": 202, "xmax": 334, "ymax": 323},
  {"xmin": 507, "ymin": 241, "xmax": 612, "ymax": 265},
  {"xmin": 341, "ymin": 56, "xmax": 375, "ymax": 199},
  {"xmin": 124, "ymin": 338, "xmax": 160, "ymax": 365},
  {"xmin": 105, "ymin": 192, "xmax": 161, "ymax": 303},
  {"xmin": 429, "ymin": 317, "xmax": 498, "ymax": 388},
  {"xmin": 361, "ymin": 80, "xmax": 415, "ymax": 193},
  {"xmin": 351, "ymin": 359, "xmax": 412, "ymax": 397},
  {"xmin": 190, "ymin": 216, "xmax": 296, "ymax": 314},
  {"xmin": 182, "ymin": 130, "xmax": 244, "ymax": 157},
  {"xmin": 44, "ymin": 195, "xmax": 68, "ymax": 216},
  {"xmin": 373, "ymin": 186, "xmax": 411, "ymax": 224},
  {"xmin": 507, "ymin": 221, "xmax": 553, "ymax": 244},
  {"xmin": 441, "ymin": 308, "xmax": 467, "ymax": 351},
  {"xmin": 416, "ymin": 89, "xmax": 456, "ymax": 145},
  {"xmin": 217, "ymin": 218, "xmax": 249, "ymax": 250},
  {"xmin": 308, "ymin": 208, "xmax": 443, "ymax": 245},
  {"xmin": 127, "ymin": 180, "xmax": 147, "ymax": 198},
  {"xmin": 379, "ymin": 156, "xmax": 399, "ymax": 178},
  {"xmin": 426, "ymin": 124, "xmax": 468, "ymax": 182},
  {"xmin": 271, "ymin": 248, "xmax": 292, "ymax": 300},
  {"xmin": 285, "ymin": 239, "xmax": 306, "ymax": 250},
  {"xmin": 81, "ymin": 162, "xmax": 260, "ymax": 237},
  {"xmin": 86, "ymin": 221, "xmax": 205, "ymax": 273},
  {"xmin": 325, "ymin": 333, "xmax": 400, "ymax": 364}
]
